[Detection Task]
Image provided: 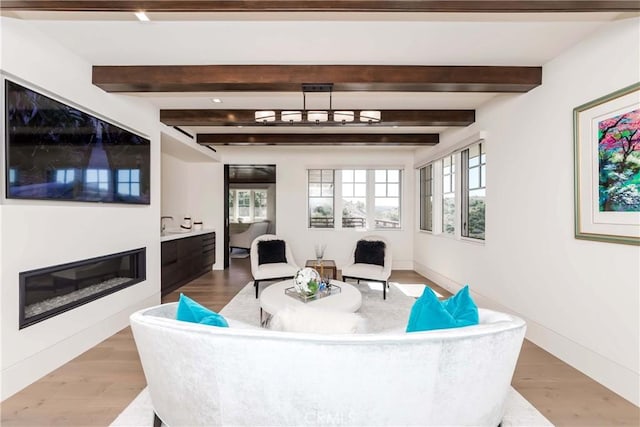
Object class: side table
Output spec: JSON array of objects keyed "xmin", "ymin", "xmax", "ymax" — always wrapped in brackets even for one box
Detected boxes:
[{"xmin": 305, "ymin": 259, "xmax": 337, "ymax": 280}]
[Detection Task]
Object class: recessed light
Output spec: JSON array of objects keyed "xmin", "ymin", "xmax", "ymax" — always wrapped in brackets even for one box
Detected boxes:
[
  {"xmin": 211, "ymin": 98, "xmax": 223, "ymax": 103},
  {"xmin": 134, "ymin": 11, "xmax": 150, "ymax": 22}
]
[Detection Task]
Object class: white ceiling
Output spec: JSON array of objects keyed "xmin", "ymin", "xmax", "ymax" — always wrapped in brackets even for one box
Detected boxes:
[{"xmin": 4, "ymin": 11, "xmax": 628, "ymax": 137}]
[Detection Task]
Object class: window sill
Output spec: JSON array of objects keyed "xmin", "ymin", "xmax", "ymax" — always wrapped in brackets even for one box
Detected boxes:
[
  {"xmin": 308, "ymin": 227, "xmax": 404, "ymax": 232},
  {"xmin": 460, "ymin": 236, "xmax": 486, "ymax": 246},
  {"xmin": 419, "ymin": 232, "xmax": 486, "ymax": 246}
]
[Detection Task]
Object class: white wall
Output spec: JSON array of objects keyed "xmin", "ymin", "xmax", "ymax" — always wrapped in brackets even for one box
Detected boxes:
[
  {"xmin": 220, "ymin": 147, "xmax": 416, "ymax": 269},
  {"xmin": 161, "ymin": 153, "xmax": 223, "ymax": 268},
  {"xmin": 0, "ymin": 17, "xmax": 161, "ymax": 399},
  {"xmin": 185, "ymin": 161, "xmax": 223, "ymax": 268},
  {"xmin": 161, "ymin": 153, "xmax": 191, "ymax": 223},
  {"xmin": 267, "ymin": 183, "xmax": 276, "ymax": 233},
  {"xmin": 414, "ymin": 18, "xmax": 640, "ymax": 405}
]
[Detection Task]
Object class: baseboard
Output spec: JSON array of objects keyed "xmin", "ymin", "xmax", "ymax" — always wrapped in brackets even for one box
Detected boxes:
[
  {"xmin": 1, "ymin": 293, "xmax": 159, "ymax": 401},
  {"xmin": 413, "ymin": 261, "xmax": 639, "ymax": 407},
  {"xmin": 392, "ymin": 260, "xmax": 414, "ymax": 270}
]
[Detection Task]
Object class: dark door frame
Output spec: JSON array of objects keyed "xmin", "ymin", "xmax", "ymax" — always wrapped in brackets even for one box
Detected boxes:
[
  {"xmin": 224, "ymin": 164, "xmax": 277, "ymax": 269},
  {"xmin": 223, "ymin": 164, "xmax": 230, "ymax": 268}
]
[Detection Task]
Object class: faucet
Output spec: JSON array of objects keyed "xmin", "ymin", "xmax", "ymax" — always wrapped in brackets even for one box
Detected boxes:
[{"xmin": 161, "ymin": 216, "xmax": 174, "ymax": 234}]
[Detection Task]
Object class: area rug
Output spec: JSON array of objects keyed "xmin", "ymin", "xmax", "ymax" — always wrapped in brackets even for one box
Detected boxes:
[
  {"xmin": 111, "ymin": 281, "xmax": 554, "ymax": 426},
  {"xmin": 229, "ymin": 252, "xmax": 250, "ymax": 259},
  {"xmin": 229, "ymin": 248, "xmax": 250, "ymax": 259},
  {"xmin": 391, "ymin": 282, "xmax": 443, "ymax": 298}
]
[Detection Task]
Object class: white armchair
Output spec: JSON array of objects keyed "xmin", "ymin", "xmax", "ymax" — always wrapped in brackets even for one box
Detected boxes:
[
  {"xmin": 341, "ymin": 235, "xmax": 392, "ymax": 299},
  {"xmin": 250, "ymin": 234, "xmax": 299, "ymax": 298},
  {"xmin": 229, "ymin": 221, "xmax": 269, "ymax": 251}
]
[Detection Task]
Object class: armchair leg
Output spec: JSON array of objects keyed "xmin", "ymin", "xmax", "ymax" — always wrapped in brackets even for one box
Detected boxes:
[
  {"xmin": 254, "ymin": 280, "xmax": 260, "ymax": 298},
  {"xmin": 383, "ymin": 281, "xmax": 387, "ymax": 300}
]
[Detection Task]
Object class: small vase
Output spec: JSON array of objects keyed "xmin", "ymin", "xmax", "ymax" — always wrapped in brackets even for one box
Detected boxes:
[{"xmin": 314, "ymin": 243, "xmax": 326, "ymax": 265}]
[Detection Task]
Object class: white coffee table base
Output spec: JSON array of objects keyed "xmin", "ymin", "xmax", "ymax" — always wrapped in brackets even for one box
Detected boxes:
[{"xmin": 259, "ymin": 280, "xmax": 362, "ymax": 326}]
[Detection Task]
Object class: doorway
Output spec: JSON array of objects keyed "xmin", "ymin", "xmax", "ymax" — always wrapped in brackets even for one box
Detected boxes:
[{"xmin": 224, "ymin": 165, "xmax": 276, "ymax": 268}]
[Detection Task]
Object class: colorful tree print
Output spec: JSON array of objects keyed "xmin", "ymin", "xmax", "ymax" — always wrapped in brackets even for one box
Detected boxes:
[{"xmin": 598, "ymin": 108, "xmax": 640, "ymax": 211}]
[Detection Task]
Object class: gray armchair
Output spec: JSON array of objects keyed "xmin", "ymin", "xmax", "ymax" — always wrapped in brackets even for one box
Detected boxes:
[{"xmin": 229, "ymin": 221, "xmax": 269, "ymax": 251}]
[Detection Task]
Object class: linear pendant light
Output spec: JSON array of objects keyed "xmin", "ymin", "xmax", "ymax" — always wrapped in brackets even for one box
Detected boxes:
[{"xmin": 254, "ymin": 83, "xmax": 380, "ymax": 126}]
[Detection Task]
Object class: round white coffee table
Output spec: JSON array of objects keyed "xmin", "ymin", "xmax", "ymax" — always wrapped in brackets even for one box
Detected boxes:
[{"xmin": 259, "ymin": 279, "xmax": 362, "ymax": 325}]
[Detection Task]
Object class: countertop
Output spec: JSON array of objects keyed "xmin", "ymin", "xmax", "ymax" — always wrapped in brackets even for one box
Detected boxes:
[{"xmin": 160, "ymin": 228, "xmax": 215, "ymax": 242}]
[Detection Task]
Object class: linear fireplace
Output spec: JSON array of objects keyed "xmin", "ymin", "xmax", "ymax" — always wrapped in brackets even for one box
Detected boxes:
[{"xmin": 19, "ymin": 248, "xmax": 146, "ymax": 329}]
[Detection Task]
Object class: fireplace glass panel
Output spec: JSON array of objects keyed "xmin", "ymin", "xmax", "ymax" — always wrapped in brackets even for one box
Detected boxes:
[{"xmin": 20, "ymin": 248, "xmax": 146, "ymax": 328}]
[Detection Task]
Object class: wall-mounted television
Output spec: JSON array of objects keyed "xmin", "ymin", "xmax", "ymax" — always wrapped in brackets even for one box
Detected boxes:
[{"xmin": 5, "ymin": 80, "xmax": 151, "ymax": 204}]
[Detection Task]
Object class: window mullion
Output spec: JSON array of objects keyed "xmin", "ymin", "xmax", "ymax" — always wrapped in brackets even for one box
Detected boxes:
[
  {"xmin": 249, "ymin": 190, "xmax": 255, "ymax": 222},
  {"xmin": 433, "ymin": 161, "xmax": 443, "ymax": 234},
  {"xmin": 461, "ymin": 150, "xmax": 469, "ymax": 237},
  {"xmin": 367, "ymin": 169, "xmax": 375, "ymax": 230},
  {"xmin": 454, "ymin": 152, "xmax": 462, "ymax": 239},
  {"xmin": 233, "ymin": 190, "xmax": 238, "ymax": 220},
  {"xmin": 335, "ymin": 169, "xmax": 343, "ymax": 230}
]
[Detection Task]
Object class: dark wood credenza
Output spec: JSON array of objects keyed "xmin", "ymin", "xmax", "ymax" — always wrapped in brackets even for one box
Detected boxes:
[{"xmin": 161, "ymin": 232, "xmax": 215, "ymax": 296}]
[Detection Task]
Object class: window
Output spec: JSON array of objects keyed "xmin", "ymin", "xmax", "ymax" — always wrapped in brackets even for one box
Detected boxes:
[
  {"xmin": 374, "ymin": 169, "xmax": 401, "ymax": 229},
  {"xmin": 229, "ymin": 189, "xmax": 269, "ymax": 223},
  {"xmin": 308, "ymin": 168, "xmax": 402, "ymax": 230},
  {"xmin": 254, "ymin": 190, "xmax": 267, "ymax": 220},
  {"xmin": 116, "ymin": 169, "xmax": 140, "ymax": 197},
  {"xmin": 442, "ymin": 155, "xmax": 456, "ymax": 235},
  {"xmin": 308, "ymin": 169, "xmax": 334, "ymax": 228},
  {"xmin": 419, "ymin": 164, "xmax": 433, "ymax": 231},
  {"xmin": 418, "ymin": 138, "xmax": 486, "ymax": 240},
  {"xmin": 55, "ymin": 168, "xmax": 75, "ymax": 184},
  {"xmin": 462, "ymin": 143, "xmax": 486, "ymax": 240},
  {"xmin": 342, "ymin": 169, "xmax": 367, "ymax": 228},
  {"xmin": 9, "ymin": 168, "xmax": 17, "ymax": 184},
  {"xmin": 85, "ymin": 168, "xmax": 110, "ymax": 195},
  {"xmin": 237, "ymin": 190, "xmax": 251, "ymax": 219}
]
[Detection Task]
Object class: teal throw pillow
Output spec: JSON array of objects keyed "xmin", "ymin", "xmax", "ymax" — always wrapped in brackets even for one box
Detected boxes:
[
  {"xmin": 406, "ymin": 285, "xmax": 478, "ymax": 332},
  {"xmin": 176, "ymin": 293, "xmax": 229, "ymax": 327}
]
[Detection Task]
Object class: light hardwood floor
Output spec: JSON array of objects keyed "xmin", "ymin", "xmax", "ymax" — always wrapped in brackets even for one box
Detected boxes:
[{"xmin": 1, "ymin": 258, "xmax": 638, "ymax": 426}]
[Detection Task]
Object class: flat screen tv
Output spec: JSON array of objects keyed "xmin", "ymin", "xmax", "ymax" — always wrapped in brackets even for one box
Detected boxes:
[{"xmin": 5, "ymin": 80, "xmax": 151, "ymax": 204}]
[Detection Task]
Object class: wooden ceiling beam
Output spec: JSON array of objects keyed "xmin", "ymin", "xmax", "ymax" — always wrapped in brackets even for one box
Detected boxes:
[
  {"xmin": 3, "ymin": 1, "xmax": 638, "ymax": 12},
  {"xmin": 93, "ymin": 65, "xmax": 542, "ymax": 93},
  {"xmin": 197, "ymin": 133, "xmax": 438, "ymax": 146},
  {"xmin": 161, "ymin": 109, "xmax": 475, "ymax": 127}
]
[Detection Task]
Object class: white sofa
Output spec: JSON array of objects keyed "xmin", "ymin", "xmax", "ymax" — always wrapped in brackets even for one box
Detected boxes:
[
  {"xmin": 130, "ymin": 303, "xmax": 526, "ymax": 427},
  {"xmin": 229, "ymin": 221, "xmax": 269, "ymax": 251}
]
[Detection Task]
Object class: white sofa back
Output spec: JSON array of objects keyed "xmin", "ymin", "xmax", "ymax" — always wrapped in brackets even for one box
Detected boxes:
[{"xmin": 130, "ymin": 303, "xmax": 526, "ymax": 426}]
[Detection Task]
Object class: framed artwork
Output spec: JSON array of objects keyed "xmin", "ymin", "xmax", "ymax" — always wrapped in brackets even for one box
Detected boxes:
[{"xmin": 574, "ymin": 82, "xmax": 640, "ymax": 245}]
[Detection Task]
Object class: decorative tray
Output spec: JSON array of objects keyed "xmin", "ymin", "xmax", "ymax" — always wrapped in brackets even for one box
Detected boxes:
[{"xmin": 285, "ymin": 284, "xmax": 341, "ymax": 303}]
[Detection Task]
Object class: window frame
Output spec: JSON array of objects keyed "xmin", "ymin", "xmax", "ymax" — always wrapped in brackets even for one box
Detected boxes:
[
  {"xmin": 373, "ymin": 169, "xmax": 402, "ymax": 230},
  {"xmin": 341, "ymin": 169, "xmax": 368, "ymax": 229},
  {"xmin": 461, "ymin": 142, "xmax": 486, "ymax": 241},
  {"xmin": 441, "ymin": 154, "xmax": 456, "ymax": 236},
  {"xmin": 419, "ymin": 164, "xmax": 433, "ymax": 232},
  {"xmin": 416, "ymin": 134, "xmax": 486, "ymax": 243},
  {"xmin": 308, "ymin": 169, "xmax": 335, "ymax": 229},
  {"xmin": 253, "ymin": 189, "xmax": 268, "ymax": 221},
  {"xmin": 228, "ymin": 188, "xmax": 269, "ymax": 223},
  {"xmin": 307, "ymin": 168, "xmax": 403, "ymax": 231}
]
